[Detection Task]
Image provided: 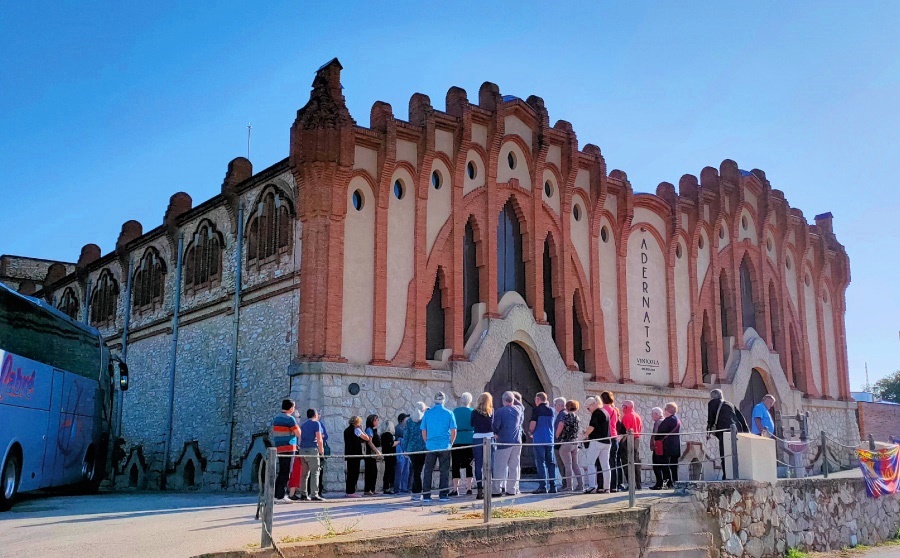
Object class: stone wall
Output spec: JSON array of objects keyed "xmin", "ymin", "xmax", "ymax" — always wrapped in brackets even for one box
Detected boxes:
[
  {"xmin": 858, "ymin": 402, "xmax": 900, "ymax": 444},
  {"xmin": 684, "ymin": 477, "xmax": 900, "ymax": 557}
]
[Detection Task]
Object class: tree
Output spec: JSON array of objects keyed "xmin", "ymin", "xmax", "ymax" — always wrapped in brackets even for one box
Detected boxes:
[{"xmin": 873, "ymin": 370, "xmax": 900, "ymax": 403}]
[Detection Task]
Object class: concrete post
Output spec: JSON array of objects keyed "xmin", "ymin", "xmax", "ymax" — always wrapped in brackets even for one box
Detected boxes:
[
  {"xmin": 730, "ymin": 423, "xmax": 740, "ymax": 480},
  {"xmin": 482, "ymin": 437, "xmax": 492, "ymax": 524},
  {"xmin": 627, "ymin": 429, "xmax": 635, "ymax": 508},
  {"xmin": 261, "ymin": 447, "xmax": 276, "ymax": 548},
  {"xmin": 868, "ymin": 434, "xmax": 876, "ymax": 451}
]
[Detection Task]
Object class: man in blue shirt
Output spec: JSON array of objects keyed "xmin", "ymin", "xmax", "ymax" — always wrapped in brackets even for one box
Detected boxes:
[
  {"xmin": 297, "ymin": 409, "xmax": 325, "ymax": 501},
  {"xmin": 420, "ymin": 392, "xmax": 457, "ymax": 501},
  {"xmin": 750, "ymin": 394, "xmax": 777, "ymax": 436},
  {"xmin": 491, "ymin": 391, "xmax": 523, "ymax": 497},
  {"xmin": 529, "ymin": 392, "xmax": 557, "ymax": 493}
]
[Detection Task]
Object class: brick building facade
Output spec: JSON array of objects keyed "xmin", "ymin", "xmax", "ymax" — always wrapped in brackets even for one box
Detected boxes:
[{"xmin": 25, "ymin": 59, "xmax": 859, "ymax": 490}]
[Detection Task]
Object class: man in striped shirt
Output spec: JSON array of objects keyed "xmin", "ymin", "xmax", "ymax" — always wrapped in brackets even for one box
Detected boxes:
[{"xmin": 273, "ymin": 399, "xmax": 301, "ymax": 503}]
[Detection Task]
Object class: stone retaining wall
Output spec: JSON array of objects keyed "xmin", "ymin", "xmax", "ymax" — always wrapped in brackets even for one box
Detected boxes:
[{"xmin": 683, "ymin": 477, "xmax": 900, "ymax": 557}]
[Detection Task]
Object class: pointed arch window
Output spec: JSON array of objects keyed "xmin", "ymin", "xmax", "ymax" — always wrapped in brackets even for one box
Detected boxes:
[
  {"xmin": 462, "ymin": 221, "xmax": 480, "ymax": 338},
  {"xmin": 543, "ymin": 238, "xmax": 557, "ymax": 342},
  {"xmin": 739, "ymin": 259, "xmax": 757, "ymax": 332},
  {"xmin": 58, "ymin": 287, "xmax": 80, "ymax": 320},
  {"xmin": 90, "ymin": 269, "xmax": 119, "ymax": 326},
  {"xmin": 496, "ymin": 201, "xmax": 525, "ymax": 299},
  {"xmin": 133, "ymin": 247, "xmax": 167, "ymax": 312},
  {"xmin": 185, "ymin": 220, "xmax": 224, "ymax": 292},
  {"xmin": 572, "ymin": 292, "xmax": 586, "ymax": 372},
  {"xmin": 247, "ymin": 186, "xmax": 294, "ymax": 267},
  {"xmin": 426, "ymin": 271, "xmax": 447, "ymax": 361}
]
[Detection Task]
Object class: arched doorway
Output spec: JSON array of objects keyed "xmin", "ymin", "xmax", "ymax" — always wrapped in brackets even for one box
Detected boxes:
[
  {"xmin": 484, "ymin": 342, "xmax": 546, "ymax": 472},
  {"xmin": 739, "ymin": 368, "xmax": 772, "ymax": 431}
]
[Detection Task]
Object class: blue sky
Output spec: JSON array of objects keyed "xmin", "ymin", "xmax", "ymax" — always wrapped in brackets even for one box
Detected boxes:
[{"xmin": 1, "ymin": 2, "xmax": 897, "ymax": 389}]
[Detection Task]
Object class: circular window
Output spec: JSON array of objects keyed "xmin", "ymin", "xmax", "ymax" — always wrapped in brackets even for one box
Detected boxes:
[
  {"xmin": 766, "ymin": 238, "xmax": 773, "ymax": 252},
  {"xmin": 573, "ymin": 204, "xmax": 582, "ymax": 222},
  {"xmin": 467, "ymin": 161, "xmax": 477, "ymax": 180},
  {"xmin": 718, "ymin": 227, "xmax": 725, "ymax": 240},
  {"xmin": 676, "ymin": 244, "xmax": 683, "ymax": 259},
  {"xmin": 741, "ymin": 216, "xmax": 749, "ymax": 230},
  {"xmin": 544, "ymin": 180, "xmax": 553, "ymax": 198},
  {"xmin": 348, "ymin": 382, "xmax": 360, "ymax": 396},
  {"xmin": 804, "ymin": 274, "xmax": 811, "ymax": 287},
  {"xmin": 507, "ymin": 151, "xmax": 517, "ymax": 170},
  {"xmin": 352, "ymin": 190, "xmax": 364, "ymax": 211},
  {"xmin": 601, "ymin": 226, "xmax": 609, "ymax": 243},
  {"xmin": 786, "ymin": 257, "xmax": 792, "ymax": 270},
  {"xmin": 431, "ymin": 171, "xmax": 442, "ymax": 190},
  {"xmin": 698, "ymin": 236, "xmax": 705, "ymax": 250},
  {"xmin": 393, "ymin": 180, "xmax": 404, "ymax": 200}
]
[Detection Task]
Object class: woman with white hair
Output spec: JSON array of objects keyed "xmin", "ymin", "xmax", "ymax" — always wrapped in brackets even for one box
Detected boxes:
[
  {"xmin": 649, "ymin": 407, "xmax": 665, "ymax": 490},
  {"xmin": 581, "ymin": 396, "xmax": 612, "ymax": 493},
  {"xmin": 404, "ymin": 404, "xmax": 428, "ymax": 501},
  {"xmin": 450, "ymin": 392, "xmax": 475, "ymax": 496}
]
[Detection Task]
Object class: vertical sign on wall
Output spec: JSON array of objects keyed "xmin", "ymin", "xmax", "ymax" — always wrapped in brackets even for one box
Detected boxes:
[{"xmin": 627, "ymin": 227, "xmax": 670, "ymax": 386}]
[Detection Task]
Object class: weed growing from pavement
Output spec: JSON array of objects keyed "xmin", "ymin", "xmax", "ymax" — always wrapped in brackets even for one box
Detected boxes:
[{"xmin": 278, "ymin": 509, "xmax": 362, "ymax": 544}]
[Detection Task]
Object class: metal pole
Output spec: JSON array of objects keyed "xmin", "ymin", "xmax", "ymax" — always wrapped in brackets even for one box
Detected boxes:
[
  {"xmin": 118, "ymin": 258, "xmax": 134, "ymax": 440},
  {"xmin": 821, "ymin": 431, "xmax": 829, "ymax": 478},
  {"xmin": 626, "ymin": 429, "xmax": 635, "ymax": 508},
  {"xmin": 483, "ymin": 437, "xmax": 492, "ymax": 524},
  {"xmin": 162, "ymin": 234, "xmax": 184, "ymax": 490},
  {"xmin": 261, "ymin": 447, "xmax": 276, "ymax": 548},
  {"xmin": 730, "ymin": 423, "xmax": 740, "ymax": 480},
  {"xmin": 223, "ymin": 205, "xmax": 244, "ymax": 488},
  {"xmin": 82, "ymin": 277, "xmax": 91, "ymax": 325},
  {"xmin": 868, "ymin": 434, "xmax": 876, "ymax": 451}
]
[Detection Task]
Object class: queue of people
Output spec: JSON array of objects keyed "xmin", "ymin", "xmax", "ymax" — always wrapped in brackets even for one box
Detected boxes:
[{"xmin": 272, "ymin": 389, "xmax": 782, "ymax": 503}]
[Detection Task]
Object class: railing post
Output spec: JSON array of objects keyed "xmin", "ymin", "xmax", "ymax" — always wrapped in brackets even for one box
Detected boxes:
[
  {"xmin": 821, "ymin": 431, "xmax": 829, "ymax": 479},
  {"xmin": 483, "ymin": 437, "xmax": 492, "ymax": 524},
  {"xmin": 868, "ymin": 434, "xmax": 876, "ymax": 451},
  {"xmin": 730, "ymin": 423, "xmax": 740, "ymax": 480},
  {"xmin": 626, "ymin": 429, "xmax": 635, "ymax": 508},
  {"xmin": 261, "ymin": 447, "xmax": 277, "ymax": 548}
]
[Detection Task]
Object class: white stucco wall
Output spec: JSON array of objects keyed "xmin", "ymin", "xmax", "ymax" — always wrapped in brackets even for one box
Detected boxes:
[
  {"xmin": 542, "ymin": 170, "xmax": 561, "ymax": 216},
  {"xmin": 497, "ymin": 141, "xmax": 531, "ymax": 189},
  {"xmin": 786, "ymin": 249, "xmax": 799, "ymax": 315},
  {"xmin": 718, "ymin": 219, "xmax": 730, "ymax": 252},
  {"xmin": 342, "ymin": 177, "xmax": 375, "ymax": 364},
  {"xmin": 386, "ymin": 169, "xmax": 416, "ymax": 360},
  {"xmin": 547, "ymin": 145, "xmax": 561, "ymax": 169},
  {"xmin": 802, "ymin": 267, "xmax": 822, "ymax": 393},
  {"xmin": 435, "ymin": 129, "xmax": 454, "ymax": 157},
  {"xmin": 626, "ymin": 227, "xmax": 670, "ymax": 386},
  {"xmin": 464, "ymin": 150, "xmax": 486, "ymax": 195},
  {"xmin": 697, "ymin": 229, "xmax": 710, "ymax": 295},
  {"xmin": 570, "ymin": 193, "xmax": 591, "ymax": 277},
  {"xmin": 738, "ymin": 208, "xmax": 758, "ymax": 245},
  {"xmin": 822, "ymin": 289, "xmax": 840, "ymax": 398},
  {"xmin": 575, "ymin": 169, "xmax": 591, "ymax": 193},
  {"xmin": 353, "ymin": 146, "xmax": 378, "ymax": 178},
  {"xmin": 472, "ymin": 124, "xmax": 488, "ymax": 149},
  {"xmin": 426, "ymin": 160, "xmax": 452, "ymax": 256},
  {"xmin": 599, "ymin": 219, "xmax": 620, "ymax": 378},
  {"xmin": 675, "ymin": 238, "xmax": 690, "ymax": 382},
  {"xmin": 396, "ymin": 139, "xmax": 418, "ymax": 170},
  {"xmin": 503, "ymin": 115, "xmax": 532, "ymax": 146}
]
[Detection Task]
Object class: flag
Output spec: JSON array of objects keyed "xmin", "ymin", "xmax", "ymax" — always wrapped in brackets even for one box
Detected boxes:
[{"xmin": 856, "ymin": 445, "xmax": 900, "ymax": 498}]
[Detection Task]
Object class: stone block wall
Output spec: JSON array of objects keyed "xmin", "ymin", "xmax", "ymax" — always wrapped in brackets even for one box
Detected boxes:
[
  {"xmin": 684, "ymin": 477, "xmax": 900, "ymax": 557},
  {"xmin": 858, "ymin": 402, "xmax": 900, "ymax": 444}
]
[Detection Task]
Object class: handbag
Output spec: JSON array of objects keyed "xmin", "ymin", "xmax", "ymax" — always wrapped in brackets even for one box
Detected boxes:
[{"xmin": 576, "ymin": 443, "xmax": 588, "ymax": 470}]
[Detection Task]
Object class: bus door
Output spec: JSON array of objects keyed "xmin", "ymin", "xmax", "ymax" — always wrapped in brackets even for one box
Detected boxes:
[
  {"xmin": 55, "ymin": 373, "xmax": 96, "ymax": 486},
  {"xmin": 40, "ymin": 369, "xmax": 65, "ymax": 489}
]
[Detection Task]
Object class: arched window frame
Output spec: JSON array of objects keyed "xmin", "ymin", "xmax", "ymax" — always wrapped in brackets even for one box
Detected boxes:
[
  {"xmin": 246, "ymin": 186, "xmax": 294, "ymax": 269},
  {"xmin": 90, "ymin": 269, "xmax": 119, "ymax": 327},
  {"xmin": 184, "ymin": 219, "xmax": 225, "ymax": 293},
  {"xmin": 58, "ymin": 287, "xmax": 80, "ymax": 320},
  {"xmin": 132, "ymin": 247, "xmax": 167, "ymax": 313}
]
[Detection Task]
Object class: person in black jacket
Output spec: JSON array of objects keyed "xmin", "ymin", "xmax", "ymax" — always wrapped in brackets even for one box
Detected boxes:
[
  {"xmin": 655, "ymin": 403, "xmax": 681, "ymax": 488},
  {"xmin": 706, "ymin": 389, "xmax": 748, "ymax": 480},
  {"xmin": 363, "ymin": 415, "xmax": 382, "ymax": 495}
]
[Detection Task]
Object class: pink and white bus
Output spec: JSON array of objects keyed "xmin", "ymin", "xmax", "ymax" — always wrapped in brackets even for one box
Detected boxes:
[{"xmin": 0, "ymin": 283, "xmax": 128, "ymax": 510}]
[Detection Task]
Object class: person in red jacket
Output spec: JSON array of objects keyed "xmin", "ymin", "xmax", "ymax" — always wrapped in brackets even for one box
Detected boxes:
[{"xmin": 619, "ymin": 400, "xmax": 643, "ymax": 490}]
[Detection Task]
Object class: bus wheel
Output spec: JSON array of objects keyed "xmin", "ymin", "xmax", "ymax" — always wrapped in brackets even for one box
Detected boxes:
[
  {"xmin": 79, "ymin": 446, "xmax": 103, "ymax": 494},
  {"xmin": 1, "ymin": 452, "xmax": 21, "ymax": 511}
]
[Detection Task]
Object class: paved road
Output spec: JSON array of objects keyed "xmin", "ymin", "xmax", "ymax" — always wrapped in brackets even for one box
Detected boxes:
[{"xmin": 1, "ymin": 486, "xmax": 653, "ymax": 558}]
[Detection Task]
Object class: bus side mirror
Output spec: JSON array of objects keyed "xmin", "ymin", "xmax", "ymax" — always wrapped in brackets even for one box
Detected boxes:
[{"xmin": 118, "ymin": 362, "xmax": 129, "ymax": 392}]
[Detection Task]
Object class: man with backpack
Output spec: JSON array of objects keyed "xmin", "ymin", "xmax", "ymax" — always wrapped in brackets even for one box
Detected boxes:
[{"xmin": 706, "ymin": 389, "xmax": 748, "ymax": 480}]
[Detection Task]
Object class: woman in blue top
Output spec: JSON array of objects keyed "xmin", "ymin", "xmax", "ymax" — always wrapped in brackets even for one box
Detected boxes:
[
  {"xmin": 450, "ymin": 392, "xmax": 475, "ymax": 496},
  {"xmin": 403, "ymin": 404, "xmax": 427, "ymax": 501}
]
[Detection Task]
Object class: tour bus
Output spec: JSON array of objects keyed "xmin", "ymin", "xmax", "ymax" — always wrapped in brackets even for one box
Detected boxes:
[{"xmin": 0, "ymin": 282, "xmax": 128, "ymax": 510}]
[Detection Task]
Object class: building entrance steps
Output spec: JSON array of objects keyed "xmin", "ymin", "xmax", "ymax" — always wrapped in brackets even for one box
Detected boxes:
[{"xmin": 642, "ymin": 496, "xmax": 719, "ymax": 558}]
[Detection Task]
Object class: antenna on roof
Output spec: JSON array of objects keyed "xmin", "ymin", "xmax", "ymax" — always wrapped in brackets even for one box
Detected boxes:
[{"xmin": 246, "ymin": 122, "xmax": 252, "ymax": 160}]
